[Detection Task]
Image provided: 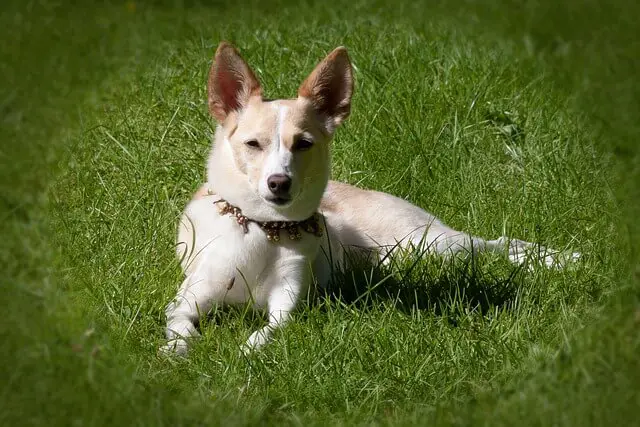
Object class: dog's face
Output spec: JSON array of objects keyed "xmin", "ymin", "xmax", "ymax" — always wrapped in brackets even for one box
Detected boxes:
[
  {"xmin": 206, "ymin": 42, "xmax": 353, "ymax": 221},
  {"xmin": 224, "ymin": 97, "xmax": 331, "ymax": 209}
]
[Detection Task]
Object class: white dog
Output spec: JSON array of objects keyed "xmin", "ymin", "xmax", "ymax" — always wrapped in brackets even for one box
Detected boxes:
[{"xmin": 160, "ymin": 42, "xmax": 578, "ymax": 355}]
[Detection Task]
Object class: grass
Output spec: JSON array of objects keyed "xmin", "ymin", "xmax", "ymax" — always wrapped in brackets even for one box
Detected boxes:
[{"xmin": 1, "ymin": 0, "xmax": 638, "ymax": 425}]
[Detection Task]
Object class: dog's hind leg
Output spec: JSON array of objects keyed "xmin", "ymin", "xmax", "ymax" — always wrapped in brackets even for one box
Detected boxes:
[
  {"xmin": 480, "ymin": 236, "xmax": 580, "ymax": 268},
  {"xmin": 405, "ymin": 225, "xmax": 579, "ymax": 269}
]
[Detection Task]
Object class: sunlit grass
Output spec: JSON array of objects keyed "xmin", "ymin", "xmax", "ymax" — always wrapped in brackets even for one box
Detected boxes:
[{"xmin": 1, "ymin": 0, "xmax": 638, "ymax": 425}]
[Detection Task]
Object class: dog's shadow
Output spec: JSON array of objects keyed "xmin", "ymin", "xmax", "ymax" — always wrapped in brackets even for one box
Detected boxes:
[
  {"xmin": 200, "ymin": 249, "xmax": 525, "ymax": 333},
  {"xmin": 312, "ymin": 248, "xmax": 524, "ymax": 322}
]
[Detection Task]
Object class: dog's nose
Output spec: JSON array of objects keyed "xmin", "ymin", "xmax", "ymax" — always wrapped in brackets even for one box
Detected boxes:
[{"xmin": 267, "ymin": 174, "xmax": 292, "ymax": 196}]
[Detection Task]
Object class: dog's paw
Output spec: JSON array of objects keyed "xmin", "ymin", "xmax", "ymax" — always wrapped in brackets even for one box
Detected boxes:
[
  {"xmin": 241, "ymin": 329, "xmax": 271, "ymax": 355},
  {"xmin": 158, "ymin": 339, "xmax": 189, "ymax": 357},
  {"xmin": 534, "ymin": 248, "xmax": 582, "ymax": 270},
  {"xmin": 507, "ymin": 243, "xmax": 582, "ymax": 271},
  {"xmin": 550, "ymin": 250, "xmax": 582, "ymax": 268}
]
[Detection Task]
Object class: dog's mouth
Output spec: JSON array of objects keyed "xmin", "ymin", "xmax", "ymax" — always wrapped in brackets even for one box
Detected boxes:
[{"xmin": 265, "ymin": 196, "xmax": 292, "ymax": 206}]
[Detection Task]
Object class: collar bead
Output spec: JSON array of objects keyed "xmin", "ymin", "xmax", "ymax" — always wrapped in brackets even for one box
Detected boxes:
[{"xmin": 213, "ymin": 199, "xmax": 323, "ymax": 242}]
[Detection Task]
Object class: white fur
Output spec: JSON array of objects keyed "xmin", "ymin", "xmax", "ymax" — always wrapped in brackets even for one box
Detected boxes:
[
  {"xmin": 162, "ymin": 196, "xmax": 320, "ymax": 355},
  {"xmin": 259, "ymin": 103, "xmax": 294, "ymax": 201}
]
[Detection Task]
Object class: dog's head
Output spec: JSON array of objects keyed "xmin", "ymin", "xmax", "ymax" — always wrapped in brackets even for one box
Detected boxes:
[{"xmin": 205, "ymin": 42, "xmax": 353, "ymax": 221}]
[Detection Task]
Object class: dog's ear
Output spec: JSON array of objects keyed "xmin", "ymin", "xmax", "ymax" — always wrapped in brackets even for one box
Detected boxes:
[
  {"xmin": 298, "ymin": 47, "xmax": 354, "ymax": 129},
  {"xmin": 208, "ymin": 42, "xmax": 262, "ymax": 122}
]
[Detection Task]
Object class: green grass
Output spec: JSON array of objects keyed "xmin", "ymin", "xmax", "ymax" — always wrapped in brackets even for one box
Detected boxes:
[{"xmin": 2, "ymin": 0, "xmax": 638, "ymax": 425}]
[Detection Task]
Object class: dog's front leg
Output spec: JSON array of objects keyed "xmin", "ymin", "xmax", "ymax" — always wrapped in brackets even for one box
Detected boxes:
[
  {"xmin": 160, "ymin": 260, "xmax": 234, "ymax": 356},
  {"xmin": 243, "ymin": 257, "xmax": 310, "ymax": 353}
]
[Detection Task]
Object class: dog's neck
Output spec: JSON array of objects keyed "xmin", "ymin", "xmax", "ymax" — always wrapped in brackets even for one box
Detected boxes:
[{"xmin": 204, "ymin": 189, "xmax": 324, "ymax": 242}]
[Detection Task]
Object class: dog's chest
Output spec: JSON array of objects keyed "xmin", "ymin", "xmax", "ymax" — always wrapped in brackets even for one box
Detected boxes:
[{"xmin": 183, "ymin": 198, "xmax": 320, "ymax": 307}]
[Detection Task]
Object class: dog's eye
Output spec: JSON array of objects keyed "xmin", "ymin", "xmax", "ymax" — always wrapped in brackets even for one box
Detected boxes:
[
  {"xmin": 245, "ymin": 139, "xmax": 261, "ymax": 150},
  {"xmin": 293, "ymin": 137, "xmax": 314, "ymax": 151}
]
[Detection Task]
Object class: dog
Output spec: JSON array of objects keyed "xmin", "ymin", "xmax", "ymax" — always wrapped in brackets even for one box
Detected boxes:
[{"xmin": 160, "ymin": 42, "xmax": 579, "ymax": 355}]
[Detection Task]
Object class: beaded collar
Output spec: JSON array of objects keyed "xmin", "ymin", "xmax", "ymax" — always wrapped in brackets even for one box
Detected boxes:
[{"xmin": 209, "ymin": 192, "xmax": 323, "ymax": 242}]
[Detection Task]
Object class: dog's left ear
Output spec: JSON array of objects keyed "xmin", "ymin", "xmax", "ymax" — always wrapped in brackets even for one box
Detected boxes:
[{"xmin": 298, "ymin": 47, "xmax": 354, "ymax": 129}]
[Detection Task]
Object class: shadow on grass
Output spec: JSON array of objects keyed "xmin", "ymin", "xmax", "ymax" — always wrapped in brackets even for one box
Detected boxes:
[
  {"xmin": 192, "ymin": 246, "xmax": 526, "ymax": 333},
  {"xmin": 317, "ymin": 247, "xmax": 524, "ymax": 321}
]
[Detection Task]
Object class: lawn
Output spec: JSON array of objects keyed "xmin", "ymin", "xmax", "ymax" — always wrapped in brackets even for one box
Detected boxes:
[{"xmin": 2, "ymin": 0, "xmax": 639, "ymax": 425}]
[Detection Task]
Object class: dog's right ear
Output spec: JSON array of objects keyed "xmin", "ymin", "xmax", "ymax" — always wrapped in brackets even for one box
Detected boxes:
[{"xmin": 208, "ymin": 42, "xmax": 262, "ymax": 123}]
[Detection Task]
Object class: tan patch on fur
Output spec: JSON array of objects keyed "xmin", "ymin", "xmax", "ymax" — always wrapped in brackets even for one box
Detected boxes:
[
  {"xmin": 226, "ymin": 97, "xmax": 329, "ymax": 152},
  {"xmin": 278, "ymin": 99, "xmax": 329, "ymax": 151},
  {"xmin": 320, "ymin": 180, "xmax": 362, "ymax": 213}
]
